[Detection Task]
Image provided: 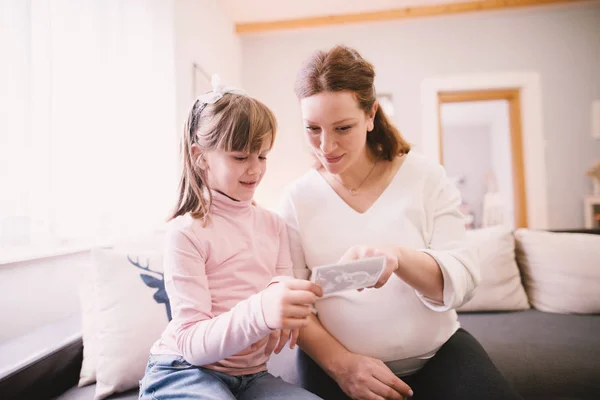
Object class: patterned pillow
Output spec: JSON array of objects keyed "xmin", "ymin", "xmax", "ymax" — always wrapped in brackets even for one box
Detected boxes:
[{"xmin": 78, "ymin": 232, "xmax": 169, "ymax": 399}]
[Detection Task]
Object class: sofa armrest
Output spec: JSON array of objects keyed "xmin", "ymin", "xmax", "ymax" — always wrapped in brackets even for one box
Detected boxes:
[{"xmin": 0, "ymin": 314, "xmax": 83, "ymax": 399}]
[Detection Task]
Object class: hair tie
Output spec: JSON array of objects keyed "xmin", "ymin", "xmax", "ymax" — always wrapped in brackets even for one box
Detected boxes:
[{"xmin": 196, "ymin": 74, "xmax": 246, "ymax": 105}]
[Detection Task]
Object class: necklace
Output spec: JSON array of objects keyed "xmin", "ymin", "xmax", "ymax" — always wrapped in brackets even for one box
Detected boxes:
[{"xmin": 333, "ymin": 160, "xmax": 378, "ymax": 196}]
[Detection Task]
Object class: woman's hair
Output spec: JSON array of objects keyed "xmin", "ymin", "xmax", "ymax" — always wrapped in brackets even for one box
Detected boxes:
[
  {"xmin": 169, "ymin": 94, "xmax": 277, "ymax": 223},
  {"xmin": 294, "ymin": 45, "xmax": 410, "ymax": 161}
]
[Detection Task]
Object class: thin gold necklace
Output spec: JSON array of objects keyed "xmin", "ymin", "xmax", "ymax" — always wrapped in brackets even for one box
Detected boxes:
[{"xmin": 332, "ymin": 160, "xmax": 378, "ymax": 196}]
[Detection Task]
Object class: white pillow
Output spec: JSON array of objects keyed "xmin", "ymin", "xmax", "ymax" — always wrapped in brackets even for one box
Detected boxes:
[
  {"xmin": 458, "ymin": 226, "xmax": 530, "ymax": 312},
  {"xmin": 77, "ymin": 230, "xmax": 168, "ymax": 399},
  {"xmin": 93, "ymin": 245, "xmax": 169, "ymax": 399},
  {"xmin": 514, "ymin": 229, "xmax": 600, "ymax": 314}
]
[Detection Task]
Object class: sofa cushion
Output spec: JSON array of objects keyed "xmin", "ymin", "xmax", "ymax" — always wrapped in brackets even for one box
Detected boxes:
[
  {"xmin": 458, "ymin": 226, "xmax": 530, "ymax": 312},
  {"xmin": 57, "ymin": 384, "xmax": 138, "ymax": 400},
  {"xmin": 266, "ymin": 311, "xmax": 600, "ymax": 400},
  {"xmin": 514, "ymin": 229, "xmax": 600, "ymax": 314},
  {"xmin": 459, "ymin": 310, "xmax": 600, "ymax": 400}
]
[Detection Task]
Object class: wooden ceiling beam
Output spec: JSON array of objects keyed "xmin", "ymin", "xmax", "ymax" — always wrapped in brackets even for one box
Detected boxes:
[{"xmin": 235, "ymin": 0, "xmax": 592, "ymax": 34}]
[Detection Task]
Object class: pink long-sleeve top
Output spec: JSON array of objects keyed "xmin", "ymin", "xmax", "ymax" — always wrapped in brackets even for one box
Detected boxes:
[{"xmin": 150, "ymin": 190, "xmax": 292, "ymax": 375}]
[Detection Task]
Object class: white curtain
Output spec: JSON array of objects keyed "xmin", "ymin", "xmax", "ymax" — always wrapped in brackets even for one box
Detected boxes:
[{"xmin": 0, "ymin": 0, "xmax": 178, "ymax": 248}]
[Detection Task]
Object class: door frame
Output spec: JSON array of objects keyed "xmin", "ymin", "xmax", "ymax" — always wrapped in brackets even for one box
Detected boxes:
[
  {"xmin": 421, "ymin": 72, "xmax": 548, "ymax": 229},
  {"xmin": 437, "ymin": 89, "xmax": 527, "ymax": 228}
]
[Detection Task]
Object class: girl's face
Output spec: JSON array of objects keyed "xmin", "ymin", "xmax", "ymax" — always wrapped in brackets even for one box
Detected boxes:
[
  {"xmin": 300, "ymin": 91, "xmax": 376, "ymax": 175},
  {"xmin": 200, "ymin": 144, "xmax": 270, "ymax": 202}
]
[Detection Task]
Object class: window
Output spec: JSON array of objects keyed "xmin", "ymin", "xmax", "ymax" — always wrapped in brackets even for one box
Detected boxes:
[{"xmin": 0, "ymin": 0, "xmax": 179, "ymax": 255}]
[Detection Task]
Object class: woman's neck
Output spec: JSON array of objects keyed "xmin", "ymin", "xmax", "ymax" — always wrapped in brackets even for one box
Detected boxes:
[{"xmin": 337, "ymin": 149, "xmax": 378, "ymax": 189}]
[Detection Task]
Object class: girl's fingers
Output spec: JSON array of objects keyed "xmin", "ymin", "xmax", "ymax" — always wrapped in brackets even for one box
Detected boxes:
[
  {"xmin": 274, "ymin": 329, "xmax": 291, "ymax": 354},
  {"xmin": 263, "ymin": 330, "xmax": 280, "ymax": 355},
  {"xmin": 289, "ymin": 328, "xmax": 300, "ymax": 349}
]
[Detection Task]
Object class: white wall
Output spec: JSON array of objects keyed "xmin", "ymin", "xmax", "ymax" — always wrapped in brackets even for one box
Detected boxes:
[
  {"xmin": 0, "ymin": 252, "xmax": 89, "ymax": 342},
  {"xmin": 0, "ymin": 0, "xmax": 242, "ymax": 344},
  {"xmin": 489, "ymin": 101, "xmax": 515, "ymax": 225},
  {"xmin": 173, "ymin": 0, "xmax": 242, "ymax": 131},
  {"xmin": 242, "ymin": 4, "xmax": 600, "ymax": 228}
]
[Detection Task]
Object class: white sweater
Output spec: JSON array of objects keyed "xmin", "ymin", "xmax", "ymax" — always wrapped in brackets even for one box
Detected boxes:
[{"xmin": 278, "ymin": 151, "xmax": 479, "ymax": 375}]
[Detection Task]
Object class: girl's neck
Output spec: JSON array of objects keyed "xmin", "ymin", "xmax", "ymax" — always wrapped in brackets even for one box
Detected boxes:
[
  {"xmin": 216, "ymin": 189, "xmax": 241, "ymax": 202},
  {"xmin": 210, "ymin": 189, "xmax": 253, "ymax": 214}
]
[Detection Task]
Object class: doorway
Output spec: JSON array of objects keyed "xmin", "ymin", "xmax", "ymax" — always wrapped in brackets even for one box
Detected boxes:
[{"xmin": 438, "ymin": 89, "xmax": 527, "ymax": 229}]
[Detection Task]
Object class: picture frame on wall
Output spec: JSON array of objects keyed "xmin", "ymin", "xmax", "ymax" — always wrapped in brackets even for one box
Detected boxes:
[
  {"xmin": 584, "ymin": 195, "xmax": 600, "ymax": 229},
  {"xmin": 192, "ymin": 63, "xmax": 212, "ymax": 101}
]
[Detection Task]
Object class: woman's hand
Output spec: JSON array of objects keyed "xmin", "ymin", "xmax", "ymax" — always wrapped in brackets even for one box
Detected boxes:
[
  {"xmin": 263, "ymin": 328, "xmax": 300, "ymax": 356},
  {"xmin": 339, "ymin": 245, "xmax": 400, "ymax": 289},
  {"xmin": 332, "ymin": 352, "xmax": 413, "ymax": 400}
]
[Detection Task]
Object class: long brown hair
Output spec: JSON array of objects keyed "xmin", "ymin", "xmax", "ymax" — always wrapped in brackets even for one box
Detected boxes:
[
  {"xmin": 169, "ymin": 94, "xmax": 277, "ymax": 224},
  {"xmin": 294, "ymin": 45, "xmax": 410, "ymax": 161}
]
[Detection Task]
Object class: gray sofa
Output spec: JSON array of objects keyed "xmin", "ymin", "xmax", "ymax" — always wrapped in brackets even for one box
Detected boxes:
[{"xmin": 1, "ymin": 230, "xmax": 599, "ymax": 400}]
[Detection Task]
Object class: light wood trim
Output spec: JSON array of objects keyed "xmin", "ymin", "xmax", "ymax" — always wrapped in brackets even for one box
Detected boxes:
[
  {"xmin": 438, "ymin": 89, "xmax": 519, "ymax": 103},
  {"xmin": 437, "ymin": 88, "xmax": 529, "ymax": 228},
  {"xmin": 508, "ymin": 91, "xmax": 528, "ymax": 228},
  {"xmin": 236, "ymin": 0, "xmax": 590, "ymax": 33},
  {"xmin": 438, "ymin": 101, "xmax": 445, "ymax": 164}
]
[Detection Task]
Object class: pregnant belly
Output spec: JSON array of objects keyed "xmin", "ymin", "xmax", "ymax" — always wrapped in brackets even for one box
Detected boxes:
[{"xmin": 314, "ymin": 277, "xmax": 459, "ymax": 362}]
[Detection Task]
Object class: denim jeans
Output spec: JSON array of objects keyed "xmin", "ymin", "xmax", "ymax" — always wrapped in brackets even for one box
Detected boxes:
[{"xmin": 139, "ymin": 354, "xmax": 323, "ymax": 400}]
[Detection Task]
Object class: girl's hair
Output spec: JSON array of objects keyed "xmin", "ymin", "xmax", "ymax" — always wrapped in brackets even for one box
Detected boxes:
[
  {"xmin": 169, "ymin": 93, "xmax": 277, "ymax": 223},
  {"xmin": 294, "ymin": 45, "xmax": 410, "ymax": 161}
]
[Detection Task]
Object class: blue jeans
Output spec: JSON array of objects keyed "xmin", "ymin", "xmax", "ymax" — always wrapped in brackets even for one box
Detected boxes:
[{"xmin": 139, "ymin": 354, "xmax": 323, "ymax": 400}]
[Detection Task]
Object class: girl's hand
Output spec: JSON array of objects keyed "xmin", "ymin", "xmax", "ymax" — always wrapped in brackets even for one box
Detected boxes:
[
  {"xmin": 263, "ymin": 328, "xmax": 300, "ymax": 356},
  {"xmin": 261, "ymin": 279, "xmax": 322, "ymax": 330},
  {"xmin": 339, "ymin": 245, "xmax": 400, "ymax": 289},
  {"xmin": 333, "ymin": 352, "xmax": 413, "ymax": 400}
]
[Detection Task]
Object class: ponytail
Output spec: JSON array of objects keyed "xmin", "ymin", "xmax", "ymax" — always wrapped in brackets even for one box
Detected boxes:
[
  {"xmin": 168, "ymin": 102, "xmax": 213, "ymax": 224},
  {"xmin": 367, "ymin": 106, "xmax": 411, "ymax": 161}
]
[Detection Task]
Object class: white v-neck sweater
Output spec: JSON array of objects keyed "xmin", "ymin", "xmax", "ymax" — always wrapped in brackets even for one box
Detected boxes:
[{"xmin": 278, "ymin": 152, "xmax": 479, "ymax": 375}]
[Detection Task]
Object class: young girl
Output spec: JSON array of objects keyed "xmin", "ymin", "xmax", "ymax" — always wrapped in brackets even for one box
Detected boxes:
[{"xmin": 139, "ymin": 76, "xmax": 323, "ymax": 400}]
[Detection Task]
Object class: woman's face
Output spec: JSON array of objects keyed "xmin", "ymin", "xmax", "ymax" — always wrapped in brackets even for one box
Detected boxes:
[{"xmin": 300, "ymin": 91, "xmax": 375, "ymax": 175}]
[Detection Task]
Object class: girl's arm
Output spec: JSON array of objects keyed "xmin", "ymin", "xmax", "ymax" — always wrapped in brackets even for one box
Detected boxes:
[
  {"xmin": 273, "ymin": 216, "xmax": 295, "ymax": 280},
  {"xmin": 165, "ymin": 226, "xmax": 273, "ymax": 366}
]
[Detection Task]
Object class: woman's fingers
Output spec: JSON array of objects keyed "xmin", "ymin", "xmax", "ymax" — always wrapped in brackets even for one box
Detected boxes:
[
  {"xmin": 367, "ymin": 378, "xmax": 405, "ymax": 400},
  {"xmin": 339, "ymin": 246, "xmax": 361, "ymax": 263},
  {"xmin": 373, "ymin": 364, "xmax": 413, "ymax": 398},
  {"xmin": 374, "ymin": 259, "xmax": 398, "ymax": 288}
]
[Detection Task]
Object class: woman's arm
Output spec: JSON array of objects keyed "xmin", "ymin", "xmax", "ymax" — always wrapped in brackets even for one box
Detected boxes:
[
  {"xmin": 296, "ymin": 314, "xmax": 349, "ymax": 376},
  {"xmin": 394, "ymin": 247, "xmax": 444, "ymax": 302},
  {"xmin": 298, "ymin": 314, "xmax": 412, "ymax": 400},
  {"xmin": 339, "ymin": 165, "xmax": 479, "ymax": 310},
  {"xmin": 415, "ymin": 166, "xmax": 480, "ymax": 310}
]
